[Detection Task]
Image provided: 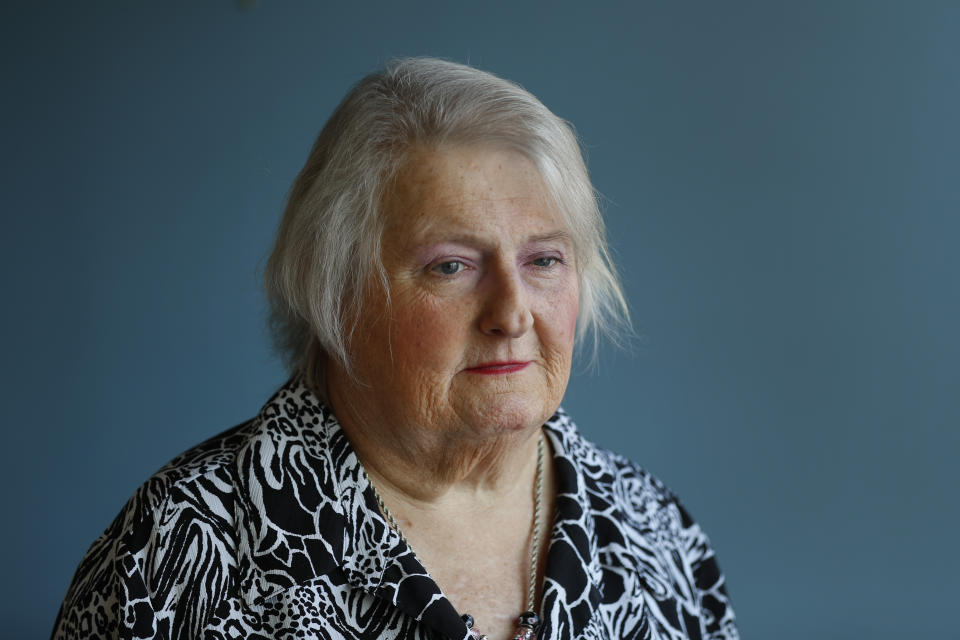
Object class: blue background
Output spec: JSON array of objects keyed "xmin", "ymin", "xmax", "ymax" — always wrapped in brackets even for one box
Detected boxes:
[{"xmin": 3, "ymin": 1, "xmax": 958, "ymax": 637}]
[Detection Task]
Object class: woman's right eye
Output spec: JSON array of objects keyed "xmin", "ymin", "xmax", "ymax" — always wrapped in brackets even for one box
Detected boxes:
[{"xmin": 431, "ymin": 260, "xmax": 466, "ymax": 276}]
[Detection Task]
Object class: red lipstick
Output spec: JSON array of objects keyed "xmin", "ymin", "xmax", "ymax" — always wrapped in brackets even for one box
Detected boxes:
[{"xmin": 465, "ymin": 361, "xmax": 530, "ymax": 375}]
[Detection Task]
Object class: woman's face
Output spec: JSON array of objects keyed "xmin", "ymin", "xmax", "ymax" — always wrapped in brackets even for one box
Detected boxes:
[{"xmin": 335, "ymin": 145, "xmax": 579, "ymax": 442}]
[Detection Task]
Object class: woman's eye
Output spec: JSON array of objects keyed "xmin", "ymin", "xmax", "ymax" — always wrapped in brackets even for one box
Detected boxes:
[
  {"xmin": 531, "ymin": 256, "xmax": 560, "ymax": 268},
  {"xmin": 432, "ymin": 260, "xmax": 466, "ymax": 276}
]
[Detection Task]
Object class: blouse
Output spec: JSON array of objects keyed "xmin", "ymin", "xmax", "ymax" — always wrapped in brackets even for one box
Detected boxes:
[{"xmin": 52, "ymin": 378, "xmax": 738, "ymax": 639}]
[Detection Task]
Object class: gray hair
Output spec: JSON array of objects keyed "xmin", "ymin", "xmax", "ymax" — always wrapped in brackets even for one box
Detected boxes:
[{"xmin": 265, "ymin": 58, "xmax": 629, "ymax": 390}]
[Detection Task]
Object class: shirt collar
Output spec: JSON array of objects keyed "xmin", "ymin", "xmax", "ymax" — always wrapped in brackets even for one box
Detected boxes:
[
  {"xmin": 233, "ymin": 379, "xmax": 468, "ymax": 638},
  {"xmin": 540, "ymin": 409, "xmax": 606, "ymax": 639}
]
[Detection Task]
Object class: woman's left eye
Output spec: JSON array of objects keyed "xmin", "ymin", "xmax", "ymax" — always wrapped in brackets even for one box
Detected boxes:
[
  {"xmin": 432, "ymin": 260, "xmax": 467, "ymax": 276},
  {"xmin": 530, "ymin": 256, "xmax": 560, "ymax": 268}
]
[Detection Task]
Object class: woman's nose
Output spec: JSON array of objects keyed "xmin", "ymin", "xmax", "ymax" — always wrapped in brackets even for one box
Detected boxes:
[{"xmin": 479, "ymin": 267, "xmax": 534, "ymax": 338}]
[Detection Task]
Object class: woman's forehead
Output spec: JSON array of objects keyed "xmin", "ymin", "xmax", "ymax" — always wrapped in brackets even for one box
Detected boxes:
[{"xmin": 383, "ymin": 145, "xmax": 565, "ymax": 236}]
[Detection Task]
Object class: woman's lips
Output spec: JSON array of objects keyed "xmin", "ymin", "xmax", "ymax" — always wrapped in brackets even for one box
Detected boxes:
[{"xmin": 464, "ymin": 361, "xmax": 531, "ymax": 375}]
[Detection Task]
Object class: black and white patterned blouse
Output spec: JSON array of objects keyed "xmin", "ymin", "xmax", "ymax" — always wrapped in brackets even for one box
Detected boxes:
[{"xmin": 52, "ymin": 379, "xmax": 738, "ymax": 639}]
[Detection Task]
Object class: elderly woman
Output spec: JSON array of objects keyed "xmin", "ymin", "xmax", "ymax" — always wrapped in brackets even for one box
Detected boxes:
[{"xmin": 53, "ymin": 59, "xmax": 737, "ymax": 640}]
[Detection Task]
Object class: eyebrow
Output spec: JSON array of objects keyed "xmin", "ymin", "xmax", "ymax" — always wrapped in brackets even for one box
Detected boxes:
[
  {"xmin": 417, "ymin": 229, "xmax": 573, "ymax": 247},
  {"xmin": 527, "ymin": 230, "xmax": 573, "ymax": 245}
]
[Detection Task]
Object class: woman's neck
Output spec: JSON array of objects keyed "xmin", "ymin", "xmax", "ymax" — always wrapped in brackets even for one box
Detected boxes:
[
  {"xmin": 323, "ymin": 370, "xmax": 556, "ymax": 640},
  {"xmin": 339, "ymin": 408, "xmax": 542, "ymax": 508}
]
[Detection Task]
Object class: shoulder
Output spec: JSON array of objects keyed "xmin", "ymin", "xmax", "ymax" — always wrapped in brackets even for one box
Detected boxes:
[
  {"xmin": 547, "ymin": 407, "xmax": 718, "ymax": 553},
  {"xmin": 92, "ymin": 415, "xmax": 259, "ymax": 553},
  {"xmin": 52, "ymin": 418, "xmax": 261, "ymax": 639},
  {"xmin": 123, "ymin": 376, "xmax": 319, "ymax": 526},
  {"xmin": 545, "ymin": 408, "xmax": 738, "ymax": 638},
  {"xmin": 137, "ymin": 419, "xmax": 255, "ymax": 511}
]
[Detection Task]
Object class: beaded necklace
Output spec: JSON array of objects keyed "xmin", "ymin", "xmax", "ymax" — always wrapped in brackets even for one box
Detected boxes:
[{"xmin": 370, "ymin": 435, "xmax": 544, "ymax": 640}]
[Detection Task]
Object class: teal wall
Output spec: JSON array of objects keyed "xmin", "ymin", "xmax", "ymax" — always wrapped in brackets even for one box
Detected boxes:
[{"xmin": 3, "ymin": 1, "xmax": 958, "ymax": 636}]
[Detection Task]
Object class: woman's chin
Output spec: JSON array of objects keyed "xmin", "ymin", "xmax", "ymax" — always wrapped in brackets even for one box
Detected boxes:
[{"xmin": 454, "ymin": 393, "xmax": 554, "ymax": 439}]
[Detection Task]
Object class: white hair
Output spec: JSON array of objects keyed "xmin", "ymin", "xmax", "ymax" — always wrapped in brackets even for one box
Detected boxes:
[{"xmin": 265, "ymin": 57, "xmax": 629, "ymax": 393}]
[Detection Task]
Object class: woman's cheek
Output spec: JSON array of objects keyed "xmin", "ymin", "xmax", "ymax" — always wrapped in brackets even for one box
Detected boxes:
[
  {"xmin": 395, "ymin": 297, "xmax": 462, "ymax": 362},
  {"xmin": 558, "ymin": 282, "xmax": 579, "ymax": 343}
]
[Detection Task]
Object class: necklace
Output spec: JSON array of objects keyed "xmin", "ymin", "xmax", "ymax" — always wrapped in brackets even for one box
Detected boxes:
[{"xmin": 371, "ymin": 435, "xmax": 545, "ymax": 640}]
